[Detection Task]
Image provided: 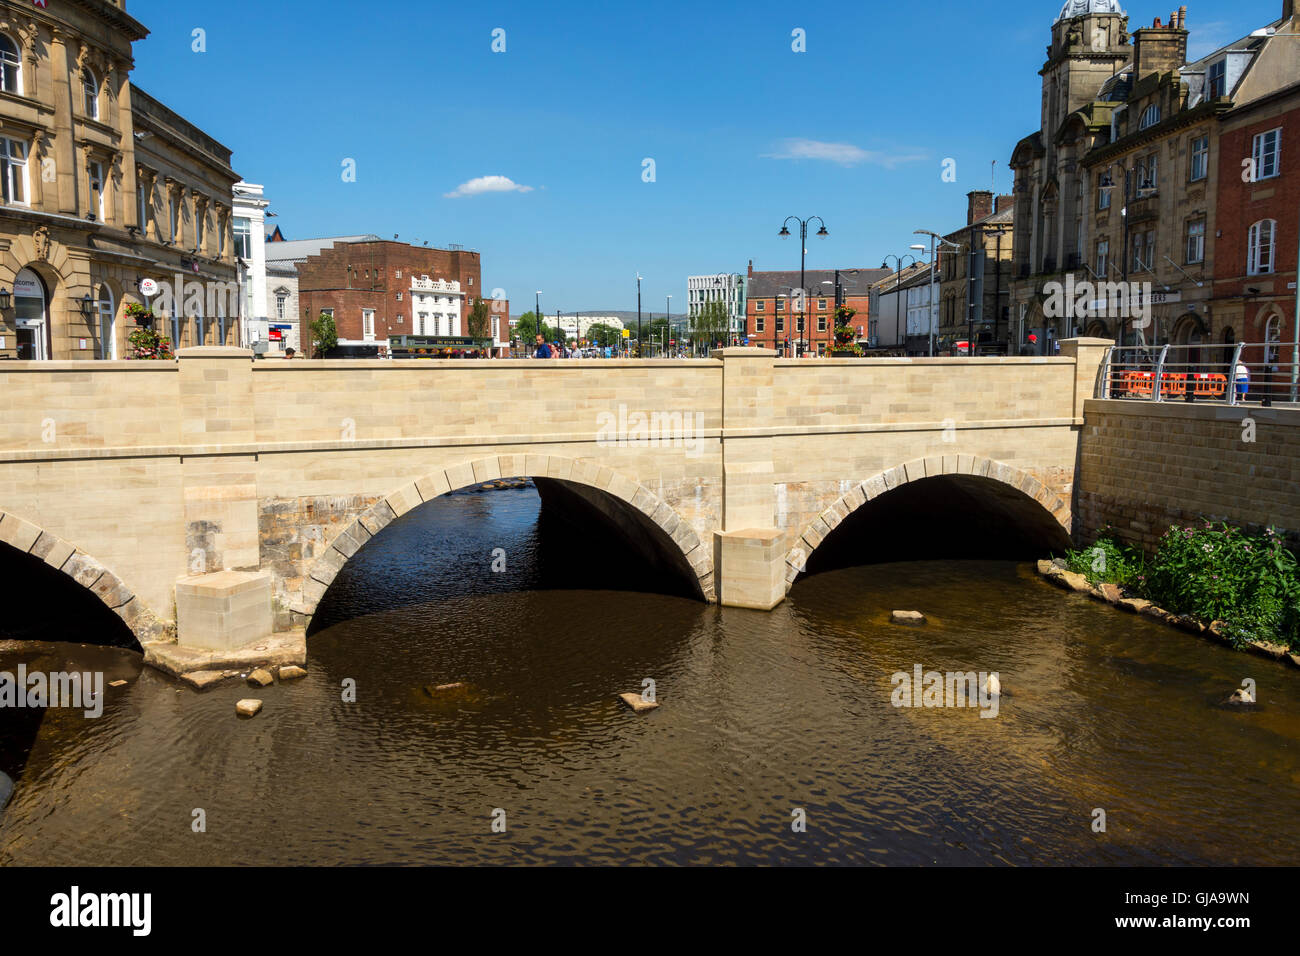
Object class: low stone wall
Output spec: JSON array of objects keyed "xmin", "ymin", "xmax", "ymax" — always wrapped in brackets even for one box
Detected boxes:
[{"xmin": 1077, "ymin": 399, "xmax": 1300, "ymax": 554}]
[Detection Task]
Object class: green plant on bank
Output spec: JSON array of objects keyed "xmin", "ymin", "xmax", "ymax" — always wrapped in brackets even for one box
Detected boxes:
[
  {"xmin": 1143, "ymin": 522, "xmax": 1299, "ymax": 650},
  {"xmin": 1063, "ymin": 528, "xmax": 1145, "ymax": 587},
  {"xmin": 309, "ymin": 312, "xmax": 338, "ymax": 358},
  {"xmin": 1062, "ymin": 523, "xmax": 1300, "ymax": 651}
]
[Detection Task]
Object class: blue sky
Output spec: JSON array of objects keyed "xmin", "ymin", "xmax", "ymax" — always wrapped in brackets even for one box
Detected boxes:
[{"xmin": 131, "ymin": 0, "xmax": 1276, "ymax": 313}]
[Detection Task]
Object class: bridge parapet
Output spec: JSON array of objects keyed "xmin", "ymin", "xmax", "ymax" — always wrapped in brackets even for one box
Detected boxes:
[{"xmin": 0, "ymin": 342, "xmax": 1112, "ymax": 644}]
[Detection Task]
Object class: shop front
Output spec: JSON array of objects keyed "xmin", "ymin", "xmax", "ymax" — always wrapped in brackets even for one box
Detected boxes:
[{"xmin": 13, "ymin": 267, "xmax": 48, "ymax": 360}]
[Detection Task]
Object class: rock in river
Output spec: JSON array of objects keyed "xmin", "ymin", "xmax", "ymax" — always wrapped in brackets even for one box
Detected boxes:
[
  {"xmin": 236, "ymin": 699, "xmax": 263, "ymax": 717},
  {"xmin": 247, "ymin": 668, "xmax": 274, "ymax": 687},
  {"xmin": 891, "ymin": 610, "xmax": 926, "ymax": 625},
  {"xmin": 618, "ymin": 692, "xmax": 659, "ymax": 714}
]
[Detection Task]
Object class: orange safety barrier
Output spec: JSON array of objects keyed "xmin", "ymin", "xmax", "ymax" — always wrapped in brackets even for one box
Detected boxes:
[
  {"xmin": 1159, "ymin": 372, "xmax": 1186, "ymax": 396},
  {"xmin": 1192, "ymin": 373, "xmax": 1227, "ymax": 397},
  {"xmin": 1121, "ymin": 370, "xmax": 1155, "ymax": 395}
]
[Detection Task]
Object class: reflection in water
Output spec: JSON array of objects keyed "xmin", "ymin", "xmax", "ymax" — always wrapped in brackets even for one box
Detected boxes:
[{"xmin": 1, "ymin": 488, "xmax": 1297, "ymax": 865}]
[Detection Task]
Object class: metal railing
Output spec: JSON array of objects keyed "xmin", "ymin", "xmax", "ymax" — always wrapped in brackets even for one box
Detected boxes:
[{"xmin": 1098, "ymin": 342, "xmax": 1300, "ymax": 406}]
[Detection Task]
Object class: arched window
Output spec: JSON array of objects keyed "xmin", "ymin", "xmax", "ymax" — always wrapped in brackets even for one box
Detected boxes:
[
  {"xmin": 1247, "ymin": 220, "xmax": 1276, "ymax": 275},
  {"xmin": 82, "ymin": 69, "xmax": 99, "ymax": 120},
  {"xmin": 96, "ymin": 284, "xmax": 115, "ymax": 360},
  {"xmin": 1265, "ymin": 313, "xmax": 1281, "ymax": 364},
  {"xmin": 0, "ymin": 34, "xmax": 21, "ymax": 95},
  {"xmin": 1139, "ymin": 104, "xmax": 1161, "ymax": 129}
]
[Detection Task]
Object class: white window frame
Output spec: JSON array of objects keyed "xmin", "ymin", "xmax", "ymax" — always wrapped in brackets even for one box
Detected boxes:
[
  {"xmin": 0, "ymin": 135, "xmax": 28, "ymax": 205},
  {"xmin": 88, "ymin": 159, "xmax": 105, "ymax": 222},
  {"xmin": 0, "ymin": 34, "xmax": 22, "ymax": 95},
  {"xmin": 82, "ymin": 69, "xmax": 99, "ymax": 120},
  {"xmin": 137, "ymin": 179, "xmax": 150, "ymax": 234},
  {"xmin": 362, "ymin": 308, "xmax": 375, "ymax": 341},
  {"xmin": 1139, "ymin": 104, "xmax": 1161, "ymax": 129},
  {"xmin": 96, "ymin": 285, "xmax": 115, "ymax": 360},
  {"xmin": 1189, "ymin": 135, "xmax": 1208, "ymax": 181},
  {"xmin": 1208, "ymin": 60, "xmax": 1227, "ymax": 98},
  {"xmin": 233, "ymin": 217, "xmax": 251, "ymax": 259},
  {"xmin": 1185, "ymin": 220, "xmax": 1205, "ymax": 264},
  {"xmin": 1247, "ymin": 219, "xmax": 1276, "ymax": 275},
  {"xmin": 1097, "ymin": 174, "xmax": 1111, "ymax": 210},
  {"xmin": 1252, "ymin": 128, "xmax": 1281, "ymax": 181},
  {"xmin": 1096, "ymin": 239, "xmax": 1109, "ymax": 278}
]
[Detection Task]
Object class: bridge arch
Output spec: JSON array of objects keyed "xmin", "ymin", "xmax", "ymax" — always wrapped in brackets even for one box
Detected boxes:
[
  {"xmin": 783, "ymin": 456, "xmax": 1072, "ymax": 590},
  {"xmin": 0, "ymin": 509, "xmax": 170, "ymax": 647},
  {"xmin": 299, "ymin": 454, "xmax": 715, "ymax": 624}
]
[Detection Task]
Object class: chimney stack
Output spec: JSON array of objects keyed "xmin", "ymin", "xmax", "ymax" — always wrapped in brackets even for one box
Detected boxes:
[
  {"xmin": 967, "ymin": 190, "xmax": 993, "ymax": 225},
  {"xmin": 1133, "ymin": 12, "xmax": 1189, "ymax": 77},
  {"xmin": 747, "ymin": 259, "xmax": 753, "ymax": 278},
  {"xmin": 995, "ymin": 194, "xmax": 1015, "ymax": 214}
]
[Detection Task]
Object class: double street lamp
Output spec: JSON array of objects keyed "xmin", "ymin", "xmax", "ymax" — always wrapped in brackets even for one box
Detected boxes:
[
  {"xmin": 779, "ymin": 216, "xmax": 828, "ymax": 359},
  {"xmin": 882, "ymin": 252, "xmax": 923, "ymax": 352}
]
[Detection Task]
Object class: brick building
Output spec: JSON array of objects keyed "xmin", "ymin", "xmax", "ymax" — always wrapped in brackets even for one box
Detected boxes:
[
  {"xmin": 744, "ymin": 262, "xmax": 887, "ymax": 357},
  {"xmin": 1212, "ymin": 81, "xmax": 1299, "ymax": 381},
  {"xmin": 1010, "ymin": 0, "xmax": 1300, "ymax": 360},
  {"xmin": 296, "ymin": 240, "xmax": 509, "ymax": 356}
]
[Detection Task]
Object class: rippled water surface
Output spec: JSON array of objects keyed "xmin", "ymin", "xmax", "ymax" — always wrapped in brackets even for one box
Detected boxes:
[{"xmin": 2, "ymin": 488, "xmax": 1298, "ymax": 865}]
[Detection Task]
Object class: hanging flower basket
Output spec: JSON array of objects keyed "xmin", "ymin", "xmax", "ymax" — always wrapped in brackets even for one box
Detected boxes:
[
  {"xmin": 830, "ymin": 303, "xmax": 862, "ymax": 357},
  {"xmin": 125, "ymin": 301, "xmax": 156, "ymax": 328}
]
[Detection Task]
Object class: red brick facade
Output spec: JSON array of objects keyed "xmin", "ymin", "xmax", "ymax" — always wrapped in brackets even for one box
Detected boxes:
[
  {"xmin": 745, "ymin": 291, "xmax": 871, "ymax": 356},
  {"xmin": 297, "ymin": 240, "xmax": 500, "ymax": 354},
  {"xmin": 1213, "ymin": 88, "xmax": 1299, "ymax": 373}
]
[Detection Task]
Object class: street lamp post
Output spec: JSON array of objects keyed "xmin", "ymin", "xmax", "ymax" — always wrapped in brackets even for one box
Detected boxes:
[
  {"xmin": 913, "ymin": 232, "xmax": 961, "ymax": 355},
  {"xmin": 665, "ymin": 295, "xmax": 671, "ymax": 357},
  {"xmin": 636, "ymin": 273, "xmax": 642, "ymax": 358},
  {"xmin": 780, "ymin": 215, "xmax": 828, "ymax": 359},
  {"xmin": 535, "ymin": 291, "xmax": 542, "ymax": 351}
]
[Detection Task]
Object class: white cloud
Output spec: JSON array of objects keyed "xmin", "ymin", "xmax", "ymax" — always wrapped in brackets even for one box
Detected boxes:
[
  {"xmin": 762, "ymin": 138, "xmax": 928, "ymax": 168},
  {"xmin": 443, "ymin": 175, "xmax": 535, "ymax": 198}
]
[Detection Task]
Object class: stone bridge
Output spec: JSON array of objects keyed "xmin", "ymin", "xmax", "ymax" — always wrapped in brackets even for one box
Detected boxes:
[{"xmin": 0, "ymin": 341, "xmax": 1113, "ymax": 646}]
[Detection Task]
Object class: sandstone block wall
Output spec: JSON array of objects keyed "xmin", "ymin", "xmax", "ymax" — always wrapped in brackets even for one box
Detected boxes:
[{"xmin": 1077, "ymin": 398, "xmax": 1300, "ymax": 553}]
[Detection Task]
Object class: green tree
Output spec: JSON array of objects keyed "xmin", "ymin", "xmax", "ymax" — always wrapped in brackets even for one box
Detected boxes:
[
  {"xmin": 309, "ymin": 312, "xmax": 338, "ymax": 358},
  {"xmin": 586, "ymin": 323, "xmax": 621, "ymax": 348},
  {"xmin": 690, "ymin": 300, "xmax": 729, "ymax": 353},
  {"xmin": 514, "ymin": 311, "xmax": 557, "ymax": 344},
  {"xmin": 466, "ymin": 298, "xmax": 491, "ymax": 340}
]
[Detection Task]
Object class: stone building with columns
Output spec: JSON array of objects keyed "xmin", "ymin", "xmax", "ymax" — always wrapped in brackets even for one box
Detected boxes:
[
  {"xmin": 0, "ymin": 0, "xmax": 239, "ymax": 362},
  {"xmin": 1009, "ymin": 0, "xmax": 1300, "ymax": 358}
]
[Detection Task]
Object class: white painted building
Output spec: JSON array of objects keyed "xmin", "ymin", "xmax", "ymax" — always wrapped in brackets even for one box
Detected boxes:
[
  {"xmin": 232, "ymin": 182, "xmax": 270, "ymax": 349},
  {"xmin": 542, "ymin": 314, "xmax": 627, "ymax": 340},
  {"xmin": 687, "ymin": 273, "xmax": 747, "ymax": 339},
  {"xmin": 410, "ymin": 277, "xmax": 463, "ymax": 337}
]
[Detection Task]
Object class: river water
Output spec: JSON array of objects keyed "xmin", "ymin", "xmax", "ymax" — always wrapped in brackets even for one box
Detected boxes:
[{"xmin": 1, "ymin": 487, "xmax": 1297, "ymax": 865}]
